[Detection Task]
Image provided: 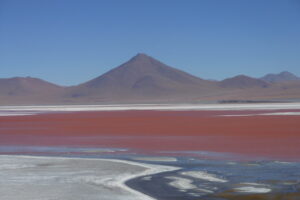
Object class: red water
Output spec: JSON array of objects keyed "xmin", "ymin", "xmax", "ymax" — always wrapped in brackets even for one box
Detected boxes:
[{"xmin": 0, "ymin": 109, "xmax": 299, "ymax": 160}]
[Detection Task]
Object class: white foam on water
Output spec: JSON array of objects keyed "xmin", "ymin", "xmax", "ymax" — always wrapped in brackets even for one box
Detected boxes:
[
  {"xmin": 181, "ymin": 171, "xmax": 228, "ymax": 183},
  {"xmin": 260, "ymin": 112, "xmax": 300, "ymax": 116},
  {"xmin": 132, "ymin": 156, "xmax": 177, "ymax": 162},
  {"xmin": 166, "ymin": 176, "xmax": 215, "ymax": 194},
  {"xmin": 166, "ymin": 176, "xmax": 197, "ymax": 190},
  {"xmin": 141, "ymin": 176, "xmax": 152, "ymax": 181},
  {"xmin": 273, "ymin": 161, "xmax": 293, "ymax": 164},
  {"xmin": 234, "ymin": 186, "xmax": 271, "ymax": 193},
  {"xmin": 222, "ymin": 111, "xmax": 300, "ymax": 117},
  {"xmin": 0, "ymin": 112, "xmax": 36, "ymax": 116},
  {"xmin": 241, "ymin": 182, "xmax": 268, "ymax": 187}
]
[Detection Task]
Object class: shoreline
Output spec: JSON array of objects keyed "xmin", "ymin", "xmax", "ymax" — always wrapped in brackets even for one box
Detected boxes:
[
  {"xmin": 1, "ymin": 102, "xmax": 300, "ymax": 116},
  {"xmin": 1, "ymin": 153, "xmax": 299, "ymax": 200},
  {"xmin": 0, "ymin": 154, "xmax": 179, "ymax": 200}
]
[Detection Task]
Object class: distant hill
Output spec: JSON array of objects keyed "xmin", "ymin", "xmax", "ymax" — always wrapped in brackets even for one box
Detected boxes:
[
  {"xmin": 0, "ymin": 54, "xmax": 299, "ymax": 105},
  {"xmin": 65, "ymin": 53, "xmax": 219, "ymax": 102},
  {"xmin": 0, "ymin": 77, "xmax": 63, "ymax": 96},
  {"xmin": 0, "ymin": 77, "xmax": 64, "ymax": 105},
  {"xmin": 260, "ymin": 71, "xmax": 300, "ymax": 83},
  {"xmin": 219, "ymin": 75, "xmax": 269, "ymax": 89}
]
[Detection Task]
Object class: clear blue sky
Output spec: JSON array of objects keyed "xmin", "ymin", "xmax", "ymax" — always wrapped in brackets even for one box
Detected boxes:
[{"xmin": 1, "ymin": 0, "xmax": 300, "ymax": 86}]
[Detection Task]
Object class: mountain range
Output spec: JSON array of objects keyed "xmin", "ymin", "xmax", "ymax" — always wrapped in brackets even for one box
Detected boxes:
[
  {"xmin": 1, "ymin": 53, "xmax": 300, "ymax": 105},
  {"xmin": 260, "ymin": 71, "xmax": 300, "ymax": 83}
]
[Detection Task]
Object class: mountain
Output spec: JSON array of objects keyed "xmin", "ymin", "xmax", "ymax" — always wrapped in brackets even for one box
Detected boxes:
[
  {"xmin": 0, "ymin": 54, "xmax": 300, "ymax": 105},
  {"xmin": 0, "ymin": 77, "xmax": 62, "ymax": 96},
  {"xmin": 0, "ymin": 77, "xmax": 64, "ymax": 105},
  {"xmin": 65, "ymin": 53, "xmax": 219, "ymax": 102},
  {"xmin": 260, "ymin": 71, "xmax": 300, "ymax": 83},
  {"xmin": 219, "ymin": 75, "xmax": 269, "ymax": 89}
]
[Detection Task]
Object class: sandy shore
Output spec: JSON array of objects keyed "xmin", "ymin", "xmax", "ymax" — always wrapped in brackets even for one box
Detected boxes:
[
  {"xmin": 0, "ymin": 155, "xmax": 179, "ymax": 200},
  {"xmin": 1, "ymin": 103, "xmax": 300, "ymax": 116}
]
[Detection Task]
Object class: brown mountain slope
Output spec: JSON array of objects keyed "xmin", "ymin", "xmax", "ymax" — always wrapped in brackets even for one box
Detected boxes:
[
  {"xmin": 219, "ymin": 81, "xmax": 300, "ymax": 101},
  {"xmin": 0, "ymin": 77, "xmax": 63, "ymax": 96},
  {"xmin": 215, "ymin": 75, "xmax": 300, "ymax": 101},
  {"xmin": 65, "ymin": 53, "xmax": 220, "ymax": 102},
  {"xmin": 0, "ymin": 77, "xmax": 64, "ymax": 105},
  {"xmin": 219, "ymin": 75, "xmax": 269, "ymax": 89},
  {"xmin": 260, "ymin": 71, "xmax": 300, "ymax": 83}
]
